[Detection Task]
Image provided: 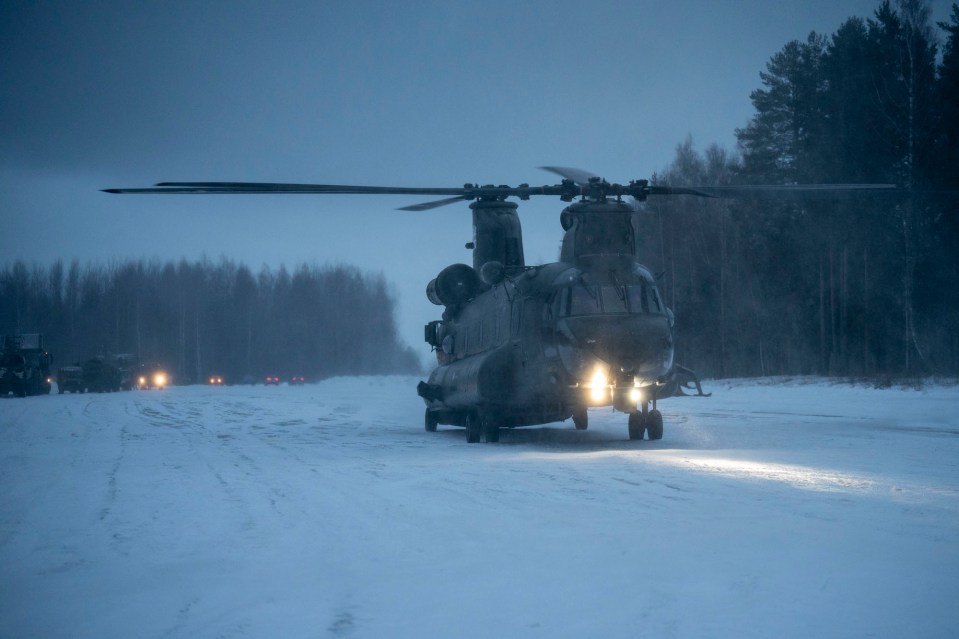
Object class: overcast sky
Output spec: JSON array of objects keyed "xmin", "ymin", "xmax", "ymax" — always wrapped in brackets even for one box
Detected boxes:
[{"xmin": 1, "ymin": 0, "xmax": 954, "ymax": 351}]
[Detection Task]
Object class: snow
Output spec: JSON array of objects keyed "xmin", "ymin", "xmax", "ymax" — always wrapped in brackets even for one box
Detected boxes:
[{"xmin": 2, "ymin": 376, "xmax": 958, "ymax": 638}]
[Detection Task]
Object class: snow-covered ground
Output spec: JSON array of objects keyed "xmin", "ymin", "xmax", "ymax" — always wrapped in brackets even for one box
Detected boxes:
[{"xmin": 2, "ymin": 376, "xmax": 957, "ymax": 638}]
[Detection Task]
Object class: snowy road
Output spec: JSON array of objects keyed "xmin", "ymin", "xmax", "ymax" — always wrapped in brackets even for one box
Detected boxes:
[{"xmin": 2, "ymin": 377, "xmax": 958, "ymax": 638}]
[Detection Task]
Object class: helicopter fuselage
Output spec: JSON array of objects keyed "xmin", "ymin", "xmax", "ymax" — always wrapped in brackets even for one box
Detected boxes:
[
  {"xmin": 419, "ymin": 198, "xmax": 674, "ymax": 431},
  {"xmin": 420, "ymin": 259, "xmax": 674, "ymax": 428}
]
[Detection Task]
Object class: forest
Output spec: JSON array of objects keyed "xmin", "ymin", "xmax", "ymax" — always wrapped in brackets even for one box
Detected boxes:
[
  {"xmin": 0, "ymin": 259, "xmax": 421, "ymax": 384},
  {"xmin": 2, "ymin": 0, "xmax": 957, "ymax": 384},
  {"xmin": 640, "ymin": 0, "xmax": 959, "ymax": 380}
]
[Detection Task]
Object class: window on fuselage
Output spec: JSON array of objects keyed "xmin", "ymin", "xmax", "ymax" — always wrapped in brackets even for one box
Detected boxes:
[
  {"xmin": 648, "ymin": 284, "xmax": 664, "ymax": 314},
  {"xmin": 601, "ymin": 286, "xmax": 628, "ymax": 313},
  {"xmin": 568, "ymin": 285, "xmax": 601, "ymax": 315},
  {"xmin": 563, "ymin": 282, "xmax": 666, "ymax": 316},
  {"xmin": 626, "ymin": 285, "xmax": 646, "ymax": 313}
]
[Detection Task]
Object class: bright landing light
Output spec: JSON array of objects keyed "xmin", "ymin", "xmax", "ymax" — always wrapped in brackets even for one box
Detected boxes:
[{"xmin": 589, "ymin": 368, "xmax": 609, "ymax": 402}]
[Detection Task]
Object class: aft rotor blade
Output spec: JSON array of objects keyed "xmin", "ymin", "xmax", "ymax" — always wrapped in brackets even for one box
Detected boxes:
[
  {"xmin": 647, "ymin": 186, "xmax": 719, "ymax": 198},
  {"xmin": 398, "ymin": 196, "xmax": 469, "ymax": 211},
  {"xmin": 539, "ymin": 166, "xmax": 600, "ymax": 186},
  {"xmin": 680, "ymin": 184, "xmax": 898, "ymax": 198}
]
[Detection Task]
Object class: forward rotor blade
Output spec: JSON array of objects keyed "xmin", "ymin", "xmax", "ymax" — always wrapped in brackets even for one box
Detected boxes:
[
  {"xmin": 103, "ymin": 181, "xmax": 578, "ymax": 202},
  {"xmin": 104, "ymin": 182, "xmax": 470, "ymax": 196}
]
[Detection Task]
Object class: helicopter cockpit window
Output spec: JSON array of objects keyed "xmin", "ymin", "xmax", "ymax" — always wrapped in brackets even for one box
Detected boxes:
[
  {"xmin": 648, "ymin": 285, "xmax": 664, "ymax": 314},
  {"xmin": 562, "ymin": 283, "xmax": 666, "ymax": 316},
  {"xmin": 626, "ymin": 285, "xmax": 646, "ymax": 313},
  {"xmin": 568, "ymin": 286, "xmax": 601, "ymax": 315},
  {"xmin": 601, "ymin": 286, "xmax": 628, "ymax": 314}
]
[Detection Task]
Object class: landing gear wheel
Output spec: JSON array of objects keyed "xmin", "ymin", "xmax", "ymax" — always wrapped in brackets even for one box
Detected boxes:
[
  {"xmin": 646, "ymin": 409, "xmax": 664, "ymax": 440},
  {"xmin": 465, "ymin": 413, "xmax": 481, "ymax": 444},
  {"xmin": 572, "ymin": 407, "xmax": 588, "ymax": 430},
  {"xmin": 628, "ymin": 411, "xmax": 646, "ymax": 440},
  {"xmin": 425, "ymin": 410, "xmax": 438, "ymax": 432},
  {"xmin": 482, "ymin": 414, "xmax": 500, "ymax": 443}
]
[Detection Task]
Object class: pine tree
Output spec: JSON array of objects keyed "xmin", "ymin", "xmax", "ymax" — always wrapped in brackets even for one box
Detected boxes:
[{"xmin": 736, "ymin": 33, "xmax": 828, "ymax": 183}]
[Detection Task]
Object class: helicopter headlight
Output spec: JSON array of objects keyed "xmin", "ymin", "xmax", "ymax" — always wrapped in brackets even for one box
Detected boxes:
[{"xmin": 588, "ymin": 367, "xmax": 609, "ymax": 403}]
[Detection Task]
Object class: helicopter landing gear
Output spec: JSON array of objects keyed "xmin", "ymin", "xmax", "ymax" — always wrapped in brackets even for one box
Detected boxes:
[
  {"xmin": 425, "ymin": 409, "xmax": 438, "ymax": 432},
  {"xmin": 646, "ymin": 409, "xmax": 664, "ymax": 440},
  {"xmin": 572, "ymin": 407, "xmax": 588, "ymax": 430},
  {"xmin": 466, "ymin": 413, "xmax": 481, "ymax": 443},
  {"xmin": 483, "ymin": 413, "xmax": 500, "ymax": 443},
  {"xmin": 628, "ymin": 411, "xmax": 645, "ymax": 440},
  {"xmin": 465, "ymin": 412, "xmax": 499, "ymax": 443},
  {"xmin": 629, "ymin": 400, "xmax": 664, "ymax": 441}
]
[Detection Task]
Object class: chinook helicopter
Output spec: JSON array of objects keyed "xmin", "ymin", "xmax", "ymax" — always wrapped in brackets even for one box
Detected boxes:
[{"xmin": 105, "ymin": 168, "xmax": 893, "ymax": 443}]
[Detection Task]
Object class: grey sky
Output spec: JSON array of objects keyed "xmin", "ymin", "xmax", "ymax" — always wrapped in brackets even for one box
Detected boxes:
[{"xmin": 1, "ymin": 0, "xmax": 953, "ymax": 351}]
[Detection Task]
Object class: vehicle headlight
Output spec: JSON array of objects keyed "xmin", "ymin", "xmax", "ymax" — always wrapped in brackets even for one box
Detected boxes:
[{"xmin": 154, "ymin": 373, "xmax": 167, "ymax": 387}]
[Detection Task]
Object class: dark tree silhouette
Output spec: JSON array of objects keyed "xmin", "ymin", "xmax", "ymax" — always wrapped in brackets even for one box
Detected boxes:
[{"xmin": 0, "ymin": 258, "xmax": 421, "ymax": 384}]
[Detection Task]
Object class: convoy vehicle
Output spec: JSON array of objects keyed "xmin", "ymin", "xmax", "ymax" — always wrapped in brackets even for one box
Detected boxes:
[
  {"xmin": 136, "ymin": 365, "xmax": 169, "ymax": 390},
  {"xmin": 113, "ymin": 353, "xmax": 138, "ymax": 390},
  {"xmin": 57, "ymin": 366, "xmax": 84, "ymax": 394},
  {"xmin": 0, "ymin": 334, "xmax": 52, "ymax": 397},
  {"xmin": 82, "ymin": 357, "xmax": 121, "ymax": 393}
]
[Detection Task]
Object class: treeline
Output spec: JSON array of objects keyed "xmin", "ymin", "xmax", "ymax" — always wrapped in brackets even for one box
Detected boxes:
[
  {"xmin": 643, "ymin": 0, "xmax": 959, "ymax": 379},
  {"xmin": 0, "ymin": 258, "xmax": 421, "ymax": 384}
]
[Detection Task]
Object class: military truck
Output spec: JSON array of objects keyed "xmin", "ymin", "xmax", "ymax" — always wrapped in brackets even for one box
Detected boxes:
[
  {"xmin": 56, "ymin": 365, "xmax": 84, "ymax": 394},
  {"xmin": 82, "ymin": 357, "xmax": 121, "ymax": 393},
  {"xmin": 113, "ymin": 353, "xmax": 137, "ymax": 390},
  {"xmin": 0, "ymin": 334, "xmax": 53, "ymax": 397},
  {"xmin": 135, "ymin": 364, "xmax": 169, "ymax": 390}
]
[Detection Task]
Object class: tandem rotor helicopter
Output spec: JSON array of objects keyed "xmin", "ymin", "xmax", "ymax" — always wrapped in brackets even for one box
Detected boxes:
[{"xmin": 105, "ymin": 168, "xmax": 893, "ymax": 443}]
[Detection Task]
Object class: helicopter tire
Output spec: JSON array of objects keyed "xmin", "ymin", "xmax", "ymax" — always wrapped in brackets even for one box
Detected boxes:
[
  {"xmin": 482, "ymin": 413, "xmax": 500, "ymax": 443},
  {"xmin": 646, "ymin": 409, "xmax": 664, "ymax": 440},
  {"xmin": 628, "ymin": 411, "xmax": 645, "ymax": 440},
  {"xmin": 425, "ymin": 409, "xmax": 438, "ymax": 433},
  {"xmin": 572, "ymin": 407, "xmax": 588, "ymax": 430},
  {"xmin": 465, "ymin": 413, "xmax": 482, "ymax": 444}
]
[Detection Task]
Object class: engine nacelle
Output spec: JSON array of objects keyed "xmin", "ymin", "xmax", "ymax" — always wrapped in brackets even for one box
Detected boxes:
[{"xmin": 426, "ymin": 263, "xmax": 481, "ymax": 307}]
